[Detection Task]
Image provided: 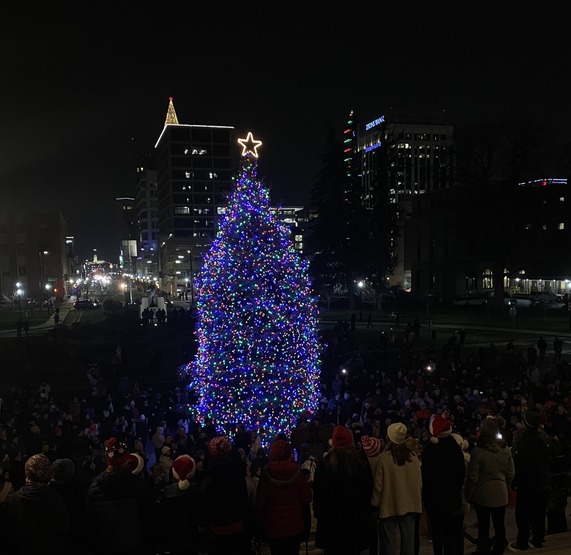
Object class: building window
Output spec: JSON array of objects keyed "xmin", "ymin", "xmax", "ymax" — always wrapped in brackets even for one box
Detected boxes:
[
  {"xmin": 560, "ymin": 196, "xmax": 565, "ymax": 202},
  {"xmin": 174, "ymin": 206, "xmax": 190, "ymax": 215},
  {"xmin": 542, "ymin": 224, "xmax": 547, "ymax": 231},
  {"xmin": 18, "ymin": 265, "xmax": 27, "ymax": 276},
  {"xmin": 558, "ymin": 222, "xmax": 565, "ymax": 230},
  {"xmin": 17, "ymin": 244, "xmax": 25, "ymax": 255},
  {"xmin": 16, "ymin": 223, "xmax": 25, "ymax": 233},
  {"xmin": 482, "ymin": 268, "xmax": 493, "ymax": 289},
  {"xmin": 525, "ymin": 224, "xmax": 532, "ymax": 230}
]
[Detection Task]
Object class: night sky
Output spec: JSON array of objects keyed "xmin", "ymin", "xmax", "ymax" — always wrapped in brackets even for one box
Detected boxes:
[{"xmin": 1, "ymin": 6, "xmax": 569, "ymax": 262}]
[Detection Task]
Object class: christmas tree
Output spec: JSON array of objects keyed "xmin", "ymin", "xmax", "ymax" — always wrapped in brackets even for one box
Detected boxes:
[{"xmin": 180, "ymin": 132, "xmax": 322, "ymax": 442}]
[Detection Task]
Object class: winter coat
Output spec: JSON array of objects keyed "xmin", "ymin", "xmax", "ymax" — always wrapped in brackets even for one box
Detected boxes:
[
  {"xmin": 372, "ymin": 442, "xmax": 422, "ymax": 519},
  {"xmin": 200, "ymin": 455, "xmax": 249, "ymax": 534},
  {"xmin": 312, "ymin": 447, "xmax": 374, "ymax": 553},
  {"xmin": 465, "ymin": 442, "xmax": 514, "ymax": 507},
  {"xmin": 158, "ymin": 481, "xmax": 204, "ymax": 554},
  {"xmin": 255, "ymin": 458, "xmax": 312, "ymax": 539},
  {"xmin": 421, "ymin": 435, "xmax": 466, "ymax": 514},
  {"xmin": 9, "ymin": 483, "xmax": 70, "ymax": 555},
  {"xmin": 85, "ymin": 468, "xmax": 159, "ymax": 554},
  {"xmin": 512, "ymin": 427, "xmax": 552, "ymax": 493}
]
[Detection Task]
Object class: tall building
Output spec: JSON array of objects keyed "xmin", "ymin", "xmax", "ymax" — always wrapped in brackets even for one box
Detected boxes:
[
  {"xmin": 134, "ymin": 154, "xmax": 159, "ymax": 279},
  {"xmin": 154, "ymin": 98, "xmax": 236, "ymax": 296},
  {"xmin": 357, "ymin": 113, "xmax": 455, "ymax": 289},
  {"xmin": 116, "ymin": 196, "xmax": 138, "ymax": 274}
]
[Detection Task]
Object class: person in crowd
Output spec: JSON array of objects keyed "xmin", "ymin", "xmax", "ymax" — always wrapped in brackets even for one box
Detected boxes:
[
  {"xmin": 9, "ymin": 453, "xmax": 70, "ymax": 555},
  {"xmin": 255, "ymin": 438, "xmax": 312, "ymax": 555},
  {"xmin": 313, "ymin": 425, "xmax": 374, "ymax": 555},
  {"xmin": 157, "ymin": 454, "xmax": 204, "ymax": 555},
  {"xmin": 421, "ymin": 414, "xmax": 466, "ymax": 555},
  {"xmin": 372, "ymin": 422, "xmax": 422, "ymax": 555},
  {"xmin": 199, "ymin": 435, "xmax": 251, "ymax": 555},
  {"xmin": 151, "ymin": 425, "xmax": 165, "ymax": 464},
  {"xmin": 85, "ymin": 437, "xmax": 160, "ymax": 555},
  {"xmin": 465, "ymin": 416, "xmax": 514, "ymax": 555},
  {"xmin": 361, "ymin": 434, "xmax": 383, "ymax": 555},
  {"xmin": 49, "ymin": 458, "xmax": 89, "ymax": 555},
  {"xmin": 249, "ymin": 446, "xmax": 270, "ymax": 479},
  {"xmin": 508, "ymin": 411, "xmax": 553, "ymax": 551}
]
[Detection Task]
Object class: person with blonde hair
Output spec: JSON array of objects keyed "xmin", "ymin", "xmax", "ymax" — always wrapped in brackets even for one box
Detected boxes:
[{"xmin": 372, "ymin": 422, "xmax": 422, "ymax": 555}]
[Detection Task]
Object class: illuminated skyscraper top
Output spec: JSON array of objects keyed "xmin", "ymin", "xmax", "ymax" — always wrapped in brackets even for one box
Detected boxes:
[{"xmin": 164, "ymin": 97, "xmax": 179, "ymax": 126}]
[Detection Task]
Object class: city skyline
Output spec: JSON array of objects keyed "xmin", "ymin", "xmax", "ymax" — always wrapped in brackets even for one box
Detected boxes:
[{"xmin": 1, "ymin": 6, "xmax": 569, "ymax": 262}]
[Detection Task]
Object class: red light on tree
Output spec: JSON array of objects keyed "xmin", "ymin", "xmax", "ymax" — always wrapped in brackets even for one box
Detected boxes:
[{"xmin": 542, "ymin": 180, "xmax": 548, "ymax": 187}]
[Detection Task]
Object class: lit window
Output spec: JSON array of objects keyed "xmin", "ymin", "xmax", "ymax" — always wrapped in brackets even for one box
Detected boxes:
[
  {"xmin": 559, "ymin": 222, "xmax": 565, "ymax": 230},
  {"xmin": 185, "ymin": 172, "xmax": 192, "ymax": 179},
  {"xmin": 542, "ymin": 224, "xmax": 547, "ymax": 231},
  {"xmin": 525, "ymin": 224, "xmax": 532, "ymax": 230},
  {"xmin": 560, "ymin": 197, "xmax": 565, "ymax": 202}
]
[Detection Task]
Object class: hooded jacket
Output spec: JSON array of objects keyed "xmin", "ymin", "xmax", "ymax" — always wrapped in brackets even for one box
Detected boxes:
[
  {"xmin": 465, "ymin": 439, "xmax": 514, "ymax": 507},
  {"xmin": 255, "ymin": 457, "xmax": 312, "ymax": 539}
]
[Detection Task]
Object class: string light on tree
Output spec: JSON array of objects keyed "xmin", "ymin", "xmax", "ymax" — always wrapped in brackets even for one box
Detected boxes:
[{"xmin": 180, "ymin": 131, "xmax": 322, "ymax": 443}]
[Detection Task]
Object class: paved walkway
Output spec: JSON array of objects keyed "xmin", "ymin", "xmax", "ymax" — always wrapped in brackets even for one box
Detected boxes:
[{"xmin": 260, "ymin": 502, "xmax": 571, "ymax": 554}]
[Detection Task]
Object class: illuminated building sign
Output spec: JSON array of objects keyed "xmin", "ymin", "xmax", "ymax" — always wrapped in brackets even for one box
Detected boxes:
[
  {"xmin": 365, "ymin": 142, "xmax": 382, "ymax": 152},
  {"xmin": 365, "ymin": 116, "xmax": 385, "ymax": 131}
]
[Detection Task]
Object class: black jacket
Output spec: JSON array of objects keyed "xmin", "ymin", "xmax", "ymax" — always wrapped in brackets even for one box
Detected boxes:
[
  {"xmin": 421, "ymin": 435, "xmax": 466, "ymax": 513},
  {"xmin": 85, "ymin": 469, "xmax": 159, "ymax": 554},
  {"xmin": 512, "ymin": 427, "xmax": 552, "ymax": 492},
  {"xmin": 10, "ymin": 483, "xmax": 70, "ymax": 555}
]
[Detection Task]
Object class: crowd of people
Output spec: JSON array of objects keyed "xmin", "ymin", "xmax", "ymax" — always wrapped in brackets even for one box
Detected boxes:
[{"xmin": 0, "ymin": 318, "xmax": 570, "ymax": 555}]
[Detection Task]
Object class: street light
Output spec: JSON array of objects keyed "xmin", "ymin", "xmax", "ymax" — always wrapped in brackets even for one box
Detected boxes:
[{"xmin": 15, "ymin": 282, "xmax": 24, "ymax": 328}]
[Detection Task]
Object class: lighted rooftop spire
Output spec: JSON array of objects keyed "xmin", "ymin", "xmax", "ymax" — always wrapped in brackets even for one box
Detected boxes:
[{"xmin": 164, "ymin": 96, "xmax": 179, "ymax": 126}]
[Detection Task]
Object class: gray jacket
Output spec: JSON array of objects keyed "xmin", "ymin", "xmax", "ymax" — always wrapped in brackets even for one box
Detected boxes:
[{"xmin": 465, "ymin": 443, "xmax": 514, "ymax": 507}]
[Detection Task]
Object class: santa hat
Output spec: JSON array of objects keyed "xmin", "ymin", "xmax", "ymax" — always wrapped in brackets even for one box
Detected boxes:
[
  {"xmin": 270, "ymin": 439, "xmax": 293, "ymax": 461},
  {"xmin": 104, "ymin": 437, "xmax": 129, "ymax": 466},
  {"xmin": 172, "ymin": 454, "xmax": 196, "ymax": 490},
  {"xmin": 361, "ymin": 435, "xmax": 381, "ymax": 457},
  {"xmin": 429, "ymin": 414, "xmax": 452, "ymax": 443},
  {"xmin": 208, "ymin": 436, "xmax": 232, "ymax": 459},
  {"xmin": 332, "ymin": 425, "xmax": 354, "ymax": 448},
  {"xmin": 123, "ymin": 453, "xmax": 145, "ymax": 475}
]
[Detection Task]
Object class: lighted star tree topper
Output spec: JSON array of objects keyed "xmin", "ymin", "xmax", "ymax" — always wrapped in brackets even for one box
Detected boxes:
[{"xmin": 180, "ymin": 131, "xmax": 322, "ymax": 442}]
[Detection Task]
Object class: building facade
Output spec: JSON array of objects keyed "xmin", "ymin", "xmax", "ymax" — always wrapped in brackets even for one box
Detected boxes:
[
  {"xmin": 409, "ymin": 177, "xmax": 571, "ymax": 302},
  {"xmin": 0, "ymin": 211, "xmax": 68, "ymax": 301}
]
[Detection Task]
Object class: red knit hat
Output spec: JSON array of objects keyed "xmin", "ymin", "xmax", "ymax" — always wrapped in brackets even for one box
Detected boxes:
[
  {"xmin": 172, "ymin": 454, "xmax": 196, "ymax": 490},
  {"xmin": 429, "ymin": 414, "xmax": 452, "ymax": 443},
  {"xmin": 332, "ymin": 425, "xmax": 354, "ymax": 448},
  {"xmin": 270, "ymin": 439, "xmax": 292, "ymax": 461},
  {"xmin": 104, "ymin": 437, "xmax": 129, "ymax": 466},
  {"xmin": 361, "ymin": 435, "xmax": 381, "ymax": 457}
]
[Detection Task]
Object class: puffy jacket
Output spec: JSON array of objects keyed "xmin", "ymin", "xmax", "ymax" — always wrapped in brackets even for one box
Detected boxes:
[
  {"xmin": 85, "ymin": 469, "xmax": 158, "ymax": 554},
  {"xmin": 255, "ymin": 459, "xmax": 312, "ymax": 538},
  {"xmin": 465, "ymin": 443, "xmax": 514, "ymax": 507}
]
